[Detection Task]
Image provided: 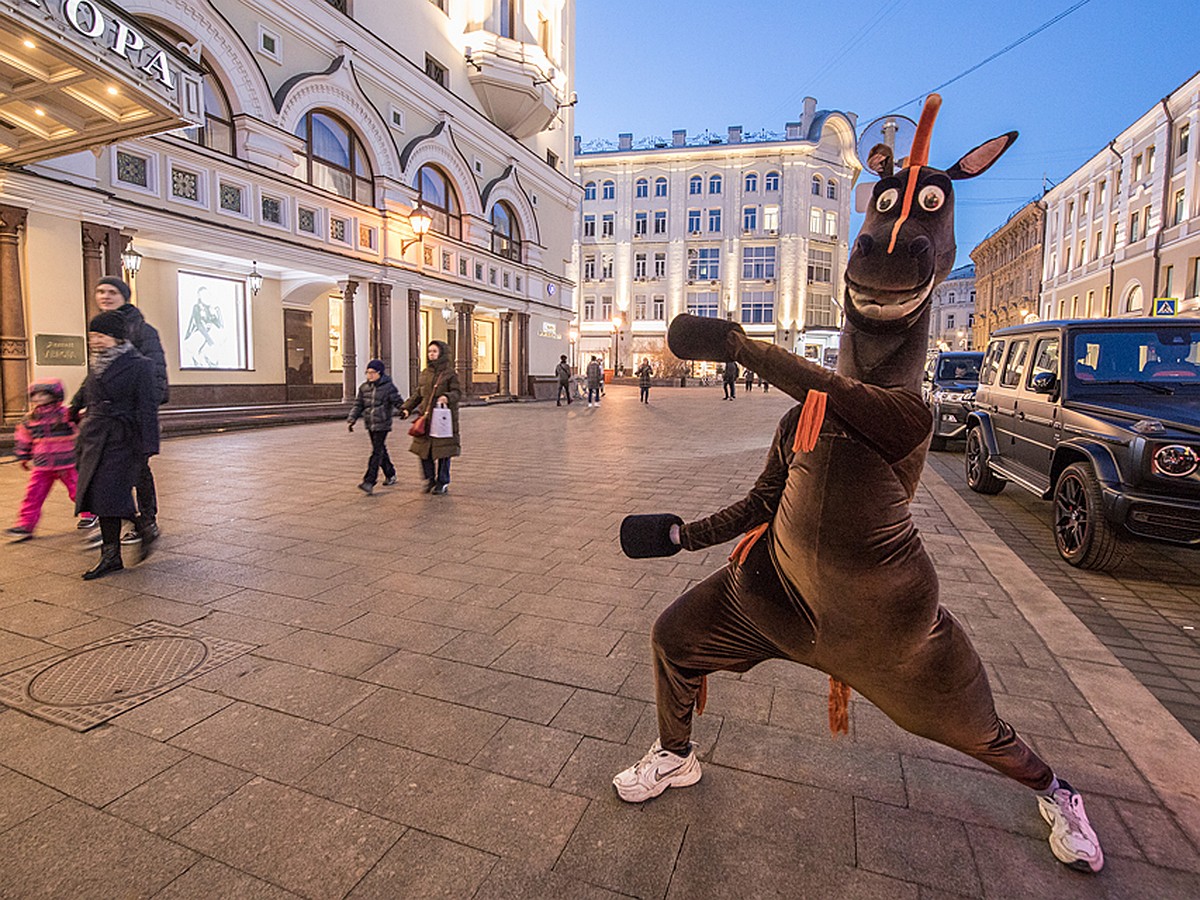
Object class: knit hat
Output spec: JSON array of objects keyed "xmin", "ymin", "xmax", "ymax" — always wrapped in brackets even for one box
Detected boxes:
[
  {"xmin": 96, "ymin": 276, "xmax": 131, "ymax": 303},
  {"xmin": 28, "ymin": 379, "xmax": 64, "ymax": 402},
  {"xmin": 366, "ymin": 359, "xmax": 386, "ymax": 374},
  {"xmin": 88, "ymin": 310, "xmax": 127, "ymax": 341}
]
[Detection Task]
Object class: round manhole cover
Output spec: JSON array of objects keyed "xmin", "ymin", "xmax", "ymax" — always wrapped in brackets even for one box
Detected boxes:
[{"xmin": 28, "ymin": 636, "xmax": 210, "ymax": 707}]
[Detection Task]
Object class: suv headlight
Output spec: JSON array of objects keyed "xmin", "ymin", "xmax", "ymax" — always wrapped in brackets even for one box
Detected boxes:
[{"xmin": 1153, "ymin": 445, "xmax": 1200, "ymax": 478}]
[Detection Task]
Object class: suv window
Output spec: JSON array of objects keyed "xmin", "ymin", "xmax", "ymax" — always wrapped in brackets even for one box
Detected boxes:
[
  {"xmin": 980, "ymin": 340, "xmax": 1005, "ymax": 385},
  {"xmin": 937, "ymin": 356, "xmax": 981, "ymax": 381},
  {"xmin": 1070, "ymin": 328, "xmax": 1200, "ymax": 385},
  {"xmin": 1000, "ymin": 339, "xmax": 1030, "ymax": 387},
  {"xmin": 1026, "ymin": 337, "xmax": 1060, "ymax": 388}
]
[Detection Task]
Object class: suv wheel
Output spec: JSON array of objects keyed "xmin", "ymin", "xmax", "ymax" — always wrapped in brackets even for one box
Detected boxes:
[
  {"xmin": 1052, "ymin": 463, "xmax": 1130, "ymax": 570},
  {"xmin": 965, "ymin": 428, "xmax": 1005, "ymax": 494}
]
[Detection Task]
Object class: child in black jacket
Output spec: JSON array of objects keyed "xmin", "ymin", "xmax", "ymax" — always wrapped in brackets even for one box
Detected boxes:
[{"xmin": 348, "ymin": 359, "xmax": 403, "ymax": 495}]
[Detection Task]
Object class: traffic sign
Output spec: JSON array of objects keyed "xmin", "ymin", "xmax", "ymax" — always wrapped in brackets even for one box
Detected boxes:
[{"xmin": 1152, "ymin": 297, "xmax": 1178, "ymax": 317}]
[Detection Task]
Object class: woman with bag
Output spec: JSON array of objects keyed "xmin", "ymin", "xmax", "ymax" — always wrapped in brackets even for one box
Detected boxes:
[{"xmin": 399, "ymin": 340, "xmax": 461, "ymax": 495}]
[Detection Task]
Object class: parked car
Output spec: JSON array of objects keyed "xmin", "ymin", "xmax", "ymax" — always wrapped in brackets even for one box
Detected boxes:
[
  {"xmin": 923, "ymin": 351, "xmax": 984, "ymax": 450},
  {"xmin": 965, "ymin": 318, "xmax": 1200, "ymax": 570}
]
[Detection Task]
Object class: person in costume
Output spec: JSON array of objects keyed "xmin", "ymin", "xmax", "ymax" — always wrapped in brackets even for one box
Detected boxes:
[{"xmin": 613, "ymin": 95, "xmax": 1103, "ymax": 874}]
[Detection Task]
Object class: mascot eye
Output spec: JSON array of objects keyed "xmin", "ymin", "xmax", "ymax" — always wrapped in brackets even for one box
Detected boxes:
[
  {"xmin": 875, "ymin": 188, "xmax": 899, "ymax": 213},
  {"xmin": 918, "ymin": 185, "xmax": 945, "ymax": 211}
]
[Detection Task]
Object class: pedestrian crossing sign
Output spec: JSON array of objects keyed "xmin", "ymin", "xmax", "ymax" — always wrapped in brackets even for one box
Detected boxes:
[{"xmin": 1152, "ymin": 297, "xmax": 1178, "ymax": 317}]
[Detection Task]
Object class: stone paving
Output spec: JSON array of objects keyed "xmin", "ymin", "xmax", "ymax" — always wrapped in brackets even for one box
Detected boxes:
[{"xmin": 0, "ymin": 384, "xmax": 1198, "ymax": 898}]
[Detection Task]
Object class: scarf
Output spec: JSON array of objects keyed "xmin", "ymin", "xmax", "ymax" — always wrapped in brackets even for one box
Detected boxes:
[{"xmin": 89, "ymin": 341, "xmax": 132, "ymax": 378}]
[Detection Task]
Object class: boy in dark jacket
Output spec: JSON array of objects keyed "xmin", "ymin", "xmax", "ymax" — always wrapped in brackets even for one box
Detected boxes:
[
  {"xmin": 6, "ymin": 380, "xmax": 90, "ymax": 541},
  {"xmin": 348, "ymin": 359, "xmax": 404, "ymax": 495}
]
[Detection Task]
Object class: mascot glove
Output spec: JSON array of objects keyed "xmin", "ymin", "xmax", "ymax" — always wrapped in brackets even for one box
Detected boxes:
[
  {"xmin": 621, "ymin": 514, "xmax": 684, "ymax": 558},
  {"xmin": 667, "ymin": 314, "xmax": 744, "ymax": 362}
]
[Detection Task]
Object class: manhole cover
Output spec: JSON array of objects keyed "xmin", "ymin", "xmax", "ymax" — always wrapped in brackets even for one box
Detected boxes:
[{"xmin": 0, "ymin": 622, "xmax": 255, "ymax": 731}]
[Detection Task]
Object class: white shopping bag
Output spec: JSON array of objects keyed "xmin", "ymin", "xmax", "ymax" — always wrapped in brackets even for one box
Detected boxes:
[{"xmin": 429, "ymin": 406, "xmax": 454, "ymax": 439}]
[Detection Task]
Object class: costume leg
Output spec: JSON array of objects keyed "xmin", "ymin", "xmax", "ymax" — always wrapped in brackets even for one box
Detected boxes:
[{"xmin": 15, "ymin": 468, "xmax": 55, "ymax": 530}]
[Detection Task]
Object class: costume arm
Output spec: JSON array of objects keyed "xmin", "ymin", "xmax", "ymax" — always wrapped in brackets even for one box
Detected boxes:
[{"xmin": 679, "ymin": 406, "xmax": 798, "ymax": 550}]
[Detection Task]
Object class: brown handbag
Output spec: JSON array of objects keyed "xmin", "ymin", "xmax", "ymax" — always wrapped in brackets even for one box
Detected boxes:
[{"xmin": 407, "ymin": 374, "xmax": 442, "ymax": 437}]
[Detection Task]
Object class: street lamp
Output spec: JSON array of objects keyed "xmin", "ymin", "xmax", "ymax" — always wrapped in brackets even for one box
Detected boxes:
[
  {"xmin": 401, "ymin": 205, "xmax": 433, "ymax": 254},
  {"xmin": 569, "ymin": 327, "xmax": 578, "ymax": 369},
  {"xmin": 120, "ymin": 242, "xmax": 143, "ymax": 281},
  {"xmin": 247, "ymin": 261, "xmax": 263, "ymax": 297},
  {"xmin": 610, "ymin": 314, "xmax": 623, "ymax": 374}
]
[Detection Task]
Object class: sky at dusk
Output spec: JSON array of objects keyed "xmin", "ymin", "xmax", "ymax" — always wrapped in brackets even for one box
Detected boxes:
[{"xmin": 573, "ymin": 0, "xmax": 1200, "ymax": 267}]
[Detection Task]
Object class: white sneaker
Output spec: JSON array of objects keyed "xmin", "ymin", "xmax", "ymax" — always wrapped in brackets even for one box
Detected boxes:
[
  {"xmin": 612, "ymin": 739, "xmax": 701, "ymax": 802},
  {"xmin": 1037, "ymin": 781, "xmax": 1104, "ymax": 872}
]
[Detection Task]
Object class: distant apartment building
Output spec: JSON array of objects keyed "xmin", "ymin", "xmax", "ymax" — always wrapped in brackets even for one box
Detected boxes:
[
  {"xmin": 1040, "ymin": 70, "xmax": 1200, "ymax": 321},
  {"xmin": 928, "ymin": 264, "xmax": 976, "ymax": 351},
  {"xmin": 971, "ymin": 200, "xmax": 1046, "ymax": 346},
  {"xmin": 569, "ymin": 98, "xmax": 860, "ymax": 372}
]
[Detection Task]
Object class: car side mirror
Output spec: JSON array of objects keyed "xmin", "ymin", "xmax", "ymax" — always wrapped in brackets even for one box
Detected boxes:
[{"xmin": 1030, "ymin": 371, "xmax": 1057, "ymax": 394}]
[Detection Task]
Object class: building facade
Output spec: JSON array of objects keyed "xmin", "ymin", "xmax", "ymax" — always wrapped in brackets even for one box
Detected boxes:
[
  {"xmin": 0, "ymin": 0, "xmax": 579, "ymax": 426},
  {"xmin": 570, "ymin": 98, "xmax": 860, "ymax": 374},
  {"xmin": 928, "ymin": 263, "xmax": 976, "ymax": 351},
  {"xmin": 970, "ymin": 199, "xmax": 1045, "ymax": 347},
  {"xmin": 1039, "ymin": 70, "xmax": 1200, "ymax": 323}
]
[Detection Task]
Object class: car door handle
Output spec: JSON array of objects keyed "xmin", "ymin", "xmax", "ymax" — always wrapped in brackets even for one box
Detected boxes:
[{"xmin": 1017, "ymin": 411, "xmax": 1025, "ymax": 421}]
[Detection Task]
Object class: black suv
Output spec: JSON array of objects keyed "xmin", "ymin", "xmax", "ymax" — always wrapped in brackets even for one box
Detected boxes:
[
  {"xmin": 965, "ymin": 318, "xmax": 1200, "ymax": 570},
  {"xmin": 923, "ymin": 351, "xmax": 984, "ymax": 450}
]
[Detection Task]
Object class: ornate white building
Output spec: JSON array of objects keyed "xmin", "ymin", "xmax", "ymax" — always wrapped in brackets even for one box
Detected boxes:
[
  {"xmin": 1040, "ymin": 70, "xmax": 1199, "ymax": 322},
  {"xmin": 0, "ymin": 0, "xmax": 579, "ymax": 426},
  {"xmin": 928, "ymin": 264, "xmax": 976, "ymax": 351},
  {"xmin": 570, "ymin": 99, "xmax": 860, "ymax": 373}
]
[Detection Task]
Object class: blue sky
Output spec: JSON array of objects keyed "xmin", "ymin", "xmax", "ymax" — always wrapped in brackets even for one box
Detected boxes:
[{"xmin": 574, "ymin": 0, "xmax": 1199, "ymax": 266}]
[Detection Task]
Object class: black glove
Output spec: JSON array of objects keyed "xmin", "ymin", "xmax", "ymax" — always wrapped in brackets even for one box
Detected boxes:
[
  {"xmin": 347, "ymin": 421, "xmax": 355, "ymax": 432},
  {"xmin": 667, "ymin": 314, "xmax": 744, "ymax": 362},
  {"xmin": 621, "ymin": 514, "xmax": 684, "ymax": 558}
]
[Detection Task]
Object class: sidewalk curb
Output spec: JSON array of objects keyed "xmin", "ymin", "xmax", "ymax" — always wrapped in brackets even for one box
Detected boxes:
[{"xmin": 922, "ymin": 465, "xmax": 1200, "ymax": 846}]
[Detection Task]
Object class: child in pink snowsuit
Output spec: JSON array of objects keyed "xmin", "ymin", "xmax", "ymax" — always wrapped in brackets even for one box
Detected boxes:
[{"xmin": 7, "ymin": 380, "xmax": 86, "ymax": 541}]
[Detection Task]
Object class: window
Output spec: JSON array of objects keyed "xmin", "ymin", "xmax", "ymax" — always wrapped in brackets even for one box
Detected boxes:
[
  {"xmin": 1000, "ymin": 339, "xmax": 1030, "ymax": 387},
  {"xmin": 1063, "ymin": 244, "xmax": 1071, "ymax": 270},
  {"xmin": 490, "ymin": 202, "xmax": 521, "ymax": 261},
  {"xmin": 743, "ymin": 206, "xmax": 757, "ymax": 231},
  {"xmin": 295, "ymin": 110, "xmax": 374, "ymax": 205},
  {"xmin": 115, "ymin": 150, "xmax": 149, "ymax": 188},
  {"xmin": 810, "ymin": 207, "xmax": 823, "ymax": 233},
  {"xmin": 584, "ymin": 181, "xmax": 596, "ymax": 201},
  {"xmin": 1027, "ymin": 338, "xmax": 1059, "ymax": 387},
  {"xmin": 263, "ymin": 196, "xmax": 285, "ymax": 226},
  {"xmin": 947, "ymin": 313, "xmax": 955, "ymax": 330},
  {"xmin": 1111, "ymin": 221, "xmax": 1119, "ymax": 253},
  {"xmin": 537, "ymin": 11, "xmax": 551, "ymax": 54},
  {"xmin": 1192, "ymin": 257, "xmax": 1200, "ymax": 298},
  {"xmin": 601, "ymin": 213, "xmax": 614, "ymax": 238},
  {"xmin": 979, "ymin": 340, "xmax": 1005, "ymax": 385},
  {"xmin": 1065, "ymin": 201, "xmax": 1074, "ymax": 227},
  {"xmin": 1125, "ymin": 283, "xmax": 1144, "ymax": 312},
  {"xmin": 764, "ymin": 171, "xmax": 780, "ymax": 192},
  {"xmin": 298, "ymin": 206, "xmax": 317, "ymax": 234},
  {"xmin": 744, "ymin": 172, "xmax": 758, "ymax": 192},
  {"xmin": 688, "ymin": 247, "xmax": 720, "ymax": 281},
  {"xmin": 1132, "ymin": 153, "xmax": 1143, "ymax": 182},
  {"xmin": 1143, "ymin": 204, "xmax": 1152, "ymax": 237},
  {"xmin": 686, "ymin": 291, "xmax": 719, "ymax": 317},
  {"xmin": 602, "ymin": 180, "xmax": 615, "ymax": 200},
  {"xmin": 1098, "ymin": 180, "xmax": 1106, "ymax": 207},
  {"xmin": 708, "ymin": 174, "xmax": 722, "ymax": 194},
  {"xmin": 634, "ymin": 211, "xmax": 648, "ymax": 236},
  {"xmin": 654, "ymin": 210, "xmax": 667, "ymax": 234},
  {"xmin": 1179, "ymin": 123, "xmax": 1191, "ymax": 158},
  {"xmin": 825, "ymin": 211, "xmax": 837, "ymax": 237},
  {"xmin": 1081, "ymin": 192, "xmax": 1089, "ymax": 218},
  {"xmin": 329, "ymin": 295, "xmax": 343, "ymax": 371},
  {"xmin": 742, "ymin": 246, "xmax": 776, "ymax": 280},
  {"xmin": 811, "ymin": 175, "xmax": 822, "ymax": 196},
  {"xmin": 584, "ymin": 297, "xmax": 595, "ymax": 320},
  {"xmin": 826, "ymin": 179, "xmax": 837, "ymax": 200},
  {"xmin": 171, "ymin": 168, "xmax": 200, "ymax": 202},
  {"xmin": 708, "ymin": 208, "xmax": 721, "ymax": 232},
  {"xmin": 1164, "ymin": 264, "xmax": 1175, "ymax": 299},
  {"xmin": 424, "ymin": 54, "xmax": 448, "ymax": 88},
  {"xmin": 178, "ymin": 272, "xmax": 249, "ymax": 370},
  {"xmin": 807, "ymin": 248, "xmax": 832, "ymax": 283},
  {"xmin": 1076, "ymin": 239, "xmax": 1084, "ymax": 267},
  {"xmin": 635, "ymin": 178, "xmax": 649, "ymax": 198},
  {"xmin": 741, "ymin": 290, "xmax": 775, "ymax": 324},
  {"xmin": 1174, "ymin": 188, "xmax": 1186, "ymax": 226},
  {"xmin": 654, "ymin": 252, "xmax": 666, "ymax": 278},
  {"xmin": 583, "ymin": 214, "xmax": 595, "ymax": 238},
  {"xmin": 1086, "ymin": 290, "xmax": 1095, "ymax": 316},
  {"xmin": 634, "ymin": 295, "xmax": 647, "ymax": 320},
  {"xmin": 601, "ymin": 254, "xmax": 613, "ymax": 279},
  {"xmin": 601, "ymin": 296, "xmax": 613, "ymax": 319},
  {"xmin": 634, "ymin": 253, "xmax": 647, "ymax": 278},
  {"xmin": 1129, "ymin": 210, "xmax": 1140, "ymax": 243},
  {"xmin": 417, "ymin": 164, "xmax": 461, "ymax": 239},
  {"xmin": 763, "ymin": 205, "xmax": 779, "ymax": 232},
  {"xmin": 499, "ymin": 0, "xmax": 516, "ymax": 38},
  {"xmin": 689, "ymin": 175, "xmax": 703, "ymax": 195},
  {"xmin": 805, "ymin": 290, "xmax": 835, "ymax": 328},
  {"xmin": 583, "ymin": 255, "xmax": 596, "ymax": 280},
  {"xmin": 652, "ymin": 295, "xmax": 665, "ymax": 319},
  {"xmin": 655, "ymin": 177, "xmax": 668, "ymax": 197},
  {"xmin": 1092, "ymin": 230, "xmax": 1101, "ymax": 261},
  {"xmin": 1146, "ymin": 145, "xmax": 1155, "ymax": 174},
  {"xmin": 687, "ymin": 209, "xmax": 701, "ymax": 233}
]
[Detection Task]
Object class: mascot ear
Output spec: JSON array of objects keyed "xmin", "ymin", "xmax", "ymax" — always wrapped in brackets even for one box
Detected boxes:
[
  {"xmin": 946, "ymin": 131, "xmax": 1018, "ymax": 180},
  {"xmin": 866, "ymin": 143, "xmax": 894, "ymax": 177}
]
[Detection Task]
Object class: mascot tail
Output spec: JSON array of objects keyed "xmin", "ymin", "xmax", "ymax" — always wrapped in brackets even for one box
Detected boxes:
[{"xmin": 828, "ymin": 677, "xmax": 852, "ymax": 736}]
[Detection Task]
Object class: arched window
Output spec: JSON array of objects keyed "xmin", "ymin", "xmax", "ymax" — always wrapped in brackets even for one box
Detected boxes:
[
  {"xmin": 602, "ymin": 180, "xmax": 615, "ymax": 200},
  {"xmin": 708, "ymin": 174, "xmax": 722, "ymax": 194},
  {"xmin": 764, "ymin": 171, "xmax": 780, "ymax": 191},
  {"xmin": 689, "ymin": 175, "xmax": 703, "ymax": 195},
  {"xmin": 635, "ymin": 178, "xmax": 648, "ymax": 198},
  {"xmin": 811, "ymin": 175, "xmax": 823, "ymax": 196},
  {"xmin": 826, "ymin": 179, "xmax": 837, "ymax": 200},
  {"xmin": 744, "ymin": 172, "xmax": 758, "ymax": 192},
  {"xmin": 655, "ymin": 177, "xmax": 668, "ymax": 197},
  {"xmin": 491, "ymin": 201, "xmax": 521, "ymax": 261},
  {"xmin": 417, "ymin": 164, "xmax": 462, "ymax": 239},
  {"xmin": 1124, "ymin": 283, "xmax": 1144, "ymax": 313},
  {"xmin": 295, "ymin": 110, "xmax": 374, "ymax": 205},
  {"xmin": 152, "ymin": 24, "xmax": 234, "ymax": 156},
  {"xmin": 584, "ymin": 181, "xmax": 597, "ymax": 201}
]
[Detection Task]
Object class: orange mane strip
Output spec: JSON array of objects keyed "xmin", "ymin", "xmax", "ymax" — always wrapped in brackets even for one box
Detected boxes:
[
  {"xmin": 792, "ymin": 390, "xmax": 828, "ymax": 454},
  {"xmin": 886, "ymin": 93, "xmax": 942, "ymax": 255}
]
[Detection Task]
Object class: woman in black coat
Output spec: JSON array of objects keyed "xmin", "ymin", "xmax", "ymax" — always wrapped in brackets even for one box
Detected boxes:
[{"xmin": 75, "ymin": 311, "xmax": 160, "ymax": 579}]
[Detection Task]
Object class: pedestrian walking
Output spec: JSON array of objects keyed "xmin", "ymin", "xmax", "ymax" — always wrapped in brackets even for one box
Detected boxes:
[
  {"xmin": 585, "ymin": 356, "xmax": 603, "ymax": 407},
  {"xmin": 744, "ymin": 369, "xmax": 755, "ymax": 394},
  {"xmin": 348, "ymin": 359, "xmax": 404, "ymax": 495},
  {"xmin": 399, "ymin": 340, "xmax": 461, "ymax": 495},
  {"xmin": 6, "ymin": 380, "xmax": 92, "ymax": 542},
  {"xmin": 760, "ymin": 374, "xmax": 769, "ymax": 393},
  {"xmin": 555, "ymin": 354, "xmax": 573, "ymax": 406},
  {"xmin": 636, "ymin": 360, "xmax": 653, "ymax": 404},
  {"xmin": 74, "ymin": 311, "xmax": 160, "ymax": 580},
  {"xmin": 722, "ymin": 361, "xmax": 739, "ymax": 400},
  {"xmin": 90, "ymin": 276, "xmax": 168, "ymax": 550}
]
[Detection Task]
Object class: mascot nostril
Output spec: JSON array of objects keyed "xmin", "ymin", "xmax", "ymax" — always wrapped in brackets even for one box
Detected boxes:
[{"xmin": 614, "ymin": 95, "xmax": 1103, "ymax": 874}]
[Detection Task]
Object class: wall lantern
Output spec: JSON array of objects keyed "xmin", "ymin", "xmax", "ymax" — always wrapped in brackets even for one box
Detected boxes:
[
  {"xmin": 247, "ymin": 261, "xmax": 263, "ymax": 296},
  {"xmin": 120, "ymin": 243, "xmax": 143, "ymax": 281},
  {"xmin": 402, "ymin": 205, "xmax": 434, "ymax": 253}
]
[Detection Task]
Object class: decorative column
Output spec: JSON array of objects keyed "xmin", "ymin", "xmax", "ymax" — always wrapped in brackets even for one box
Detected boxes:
[
  {"xmin": 339, "ymin": 279, "xmax": 358, "ymax": 402},
  {"xmin": 407, "ymin": 288, "xmax": 421, "ymax": 394},
  {"xmin": 498, "ymin": 311, "xmax": 513, "ymax": 397},
  {"xmin": 516, "ymin": 312, "xmax": 530, "ymax": 397},
  {"xmin": 81, "ymin": 222, "xmax": 109, "ymax": 319},
  {"xmin": 104, "ymin": 228, "xmax": 128, "ymax": 277},
  {"xmin": 368, "ymin": 282, "xmax": 393, "ymax": 372},
  {"xmin": 454, "ymin": 300, "xmax": 475, "ymax": 398},
  {"xmin": 0, "ymin": 206, "xmax": 29, "ymax": 423}
]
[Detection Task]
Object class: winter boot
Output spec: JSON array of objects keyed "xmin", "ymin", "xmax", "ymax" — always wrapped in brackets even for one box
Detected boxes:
[{"xmin": 83, "ymin": 543, "xmax": 123, "ymax": 580}]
